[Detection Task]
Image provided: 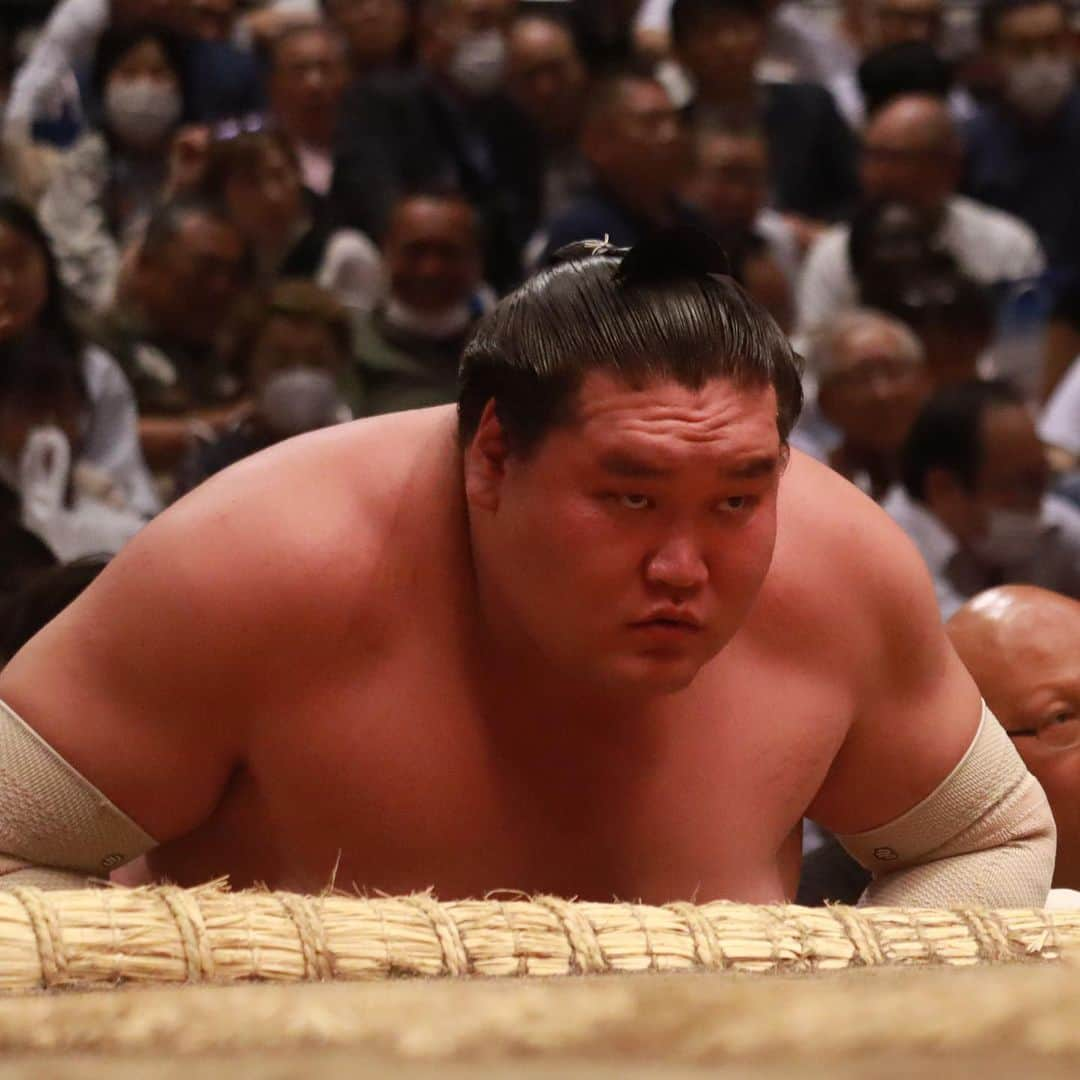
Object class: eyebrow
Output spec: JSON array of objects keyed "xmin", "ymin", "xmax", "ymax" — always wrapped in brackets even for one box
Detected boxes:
[{"xmin": 597, "ymin": 452, "xmax": 780, "ymax": 479}]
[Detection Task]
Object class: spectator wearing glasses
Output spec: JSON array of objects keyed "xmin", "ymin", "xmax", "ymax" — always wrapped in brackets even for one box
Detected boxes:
[
  {"xmin": 886, "ymin": 378, "xmax": 1080, "ymax": 618},
  {"xmin": 948, "ymin": 586, "xmax": 1080, "ymax": 888},
  {"xmin": 267, "ymin": 23, "xmax": 351, "ymax": 199},
  {"xmin": 810, "ymin": 309, "xmax": 931, "ymax": 501}
]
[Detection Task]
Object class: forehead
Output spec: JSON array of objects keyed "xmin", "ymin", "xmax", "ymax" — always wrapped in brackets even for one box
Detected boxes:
[
  {"xmin": 878, "ymin": 0, "xmax": 941, "ymax": 16},
  {"xmin": 980, "ymin": 404, "xmax": 1039, "ymax": 457},
  {"xmin": 618, "ymin": 80, "xmax": 674, "ymax": 116},
  {"xmin": 835, "ymin": 323, "xmax": 909, "ymax": 362},
  {"xmin": 560, "ymin": 372, "xmax": 780, "ymax": 462},
  {"xmin": 390, "ymin": 200, "xmax": 476, "ymax": 244},
  {"xmin": 998, "ymin": 1, "xmax": 1066, "ymax": 38},
  {"xmin": 175, "ymin": 214, "xmax": 244, "ymax": 256},
  {"xmin": 510, "ymin": 19, "xmax": 574, "ymax": 58},
  {"xmin": 697, "ymin": 132, "xmax": 766, "ymax": 163},
  {"xmin": 277, "ymin": 29, "xmax": 344, "ymax": 65}
]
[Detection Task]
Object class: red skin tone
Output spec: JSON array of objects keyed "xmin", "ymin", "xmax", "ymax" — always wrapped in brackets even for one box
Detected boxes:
[{"xmin": 2, "ymin": 377, "xmax": 981, "ymax": 902}]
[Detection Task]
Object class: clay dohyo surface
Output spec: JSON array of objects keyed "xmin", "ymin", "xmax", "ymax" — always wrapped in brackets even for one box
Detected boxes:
[{"xmin": 1, "ymin": 963, "xmax": 1080, "ymax": 1077}]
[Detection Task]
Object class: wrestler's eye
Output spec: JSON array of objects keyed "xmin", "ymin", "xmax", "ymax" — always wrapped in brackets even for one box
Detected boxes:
[
  {"xmin": 618, "ymin": 493, "xmax": 653, "ymax": 511},
  {"xmin": 716, "ymin": 495, "xmax": 757, "ymax": 513}
]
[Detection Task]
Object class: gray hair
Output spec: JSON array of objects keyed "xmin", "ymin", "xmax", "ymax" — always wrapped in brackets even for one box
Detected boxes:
[{"xmin": 808, "ymin": 308, "xmax": 925, "ymax": 383}]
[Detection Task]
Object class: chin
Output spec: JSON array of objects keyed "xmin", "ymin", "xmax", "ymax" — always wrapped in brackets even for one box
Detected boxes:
[{"xmin": 595, "ymin": 652, "xmax": 707, "ymax": 697}]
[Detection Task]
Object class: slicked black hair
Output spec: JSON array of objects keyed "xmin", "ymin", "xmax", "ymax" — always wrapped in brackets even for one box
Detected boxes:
[
  {"xmin": 900, "ymin": 378, "xmax": 1023, "ymax": 501},
  {"xmin": 458, "ymin": 230, "xmax": 803, "ymax": 457}
]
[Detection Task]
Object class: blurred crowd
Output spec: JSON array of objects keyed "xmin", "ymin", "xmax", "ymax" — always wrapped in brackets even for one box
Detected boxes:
[{"xmin": 0, "ymin": 0, "xmax": 1076, "ymax": 647}]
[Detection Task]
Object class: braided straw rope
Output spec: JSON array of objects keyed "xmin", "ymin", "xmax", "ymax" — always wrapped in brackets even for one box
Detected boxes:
[{"xmin": 0, "ymin": 882, "xmax": 1074, "ymax": 992}]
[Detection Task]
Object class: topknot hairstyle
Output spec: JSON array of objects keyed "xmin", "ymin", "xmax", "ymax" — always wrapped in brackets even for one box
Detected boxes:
[{"xmin": 458, "ymin": 227, "xmax": 803, "ymax": 457}]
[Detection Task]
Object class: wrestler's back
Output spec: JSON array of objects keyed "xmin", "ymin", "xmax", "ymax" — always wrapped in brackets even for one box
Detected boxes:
[{"xmin": 2, "ymin": 407, "xmax": 930, "ymax": 903}]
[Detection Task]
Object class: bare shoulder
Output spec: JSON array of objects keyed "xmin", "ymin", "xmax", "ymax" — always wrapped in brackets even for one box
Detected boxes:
[
  {"xmin": 147, "ymin": 408, "xmax": 459, "ymax": 627},
  {"xmin": 754, "ymin": 450, "xmax": 946, "ymax": 677}
]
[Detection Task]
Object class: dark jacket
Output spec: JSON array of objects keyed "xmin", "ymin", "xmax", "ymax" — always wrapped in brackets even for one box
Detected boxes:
[{"xmin": 330, "ymin": 68, "xmax": 543, "ymax": 291}]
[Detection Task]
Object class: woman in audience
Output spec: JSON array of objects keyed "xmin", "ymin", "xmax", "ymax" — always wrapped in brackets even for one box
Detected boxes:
[
  {"xmin": 37, "ymin": 25, "xmax": 192, "ymax": 311},
  {"xmin": 0, "ymin": 198, "xmax": 159, "ymax": 559},
  {"xmin": 174, "ymin": 279, "xmax": 353, "ymax": 496},
  {"xmin": 199, "ymin": 130, "xmax": 382, "ymax": 317}
]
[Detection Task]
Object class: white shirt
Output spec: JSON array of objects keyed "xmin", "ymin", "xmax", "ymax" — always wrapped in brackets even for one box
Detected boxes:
[
  {"xmin": 316, "ymin": 230, "xmax": 383, "ymax": 318},
  {"xmin": 1041, "ymin": 358, "xmax": 1080, "ymax": 455},
  {"xmin": 796, "ymin": 195, "xmax": 1046, "ymax": 340},
  {"xmin": 882, "ymin": 486, "xmax": 1080, "ymax": 619}
]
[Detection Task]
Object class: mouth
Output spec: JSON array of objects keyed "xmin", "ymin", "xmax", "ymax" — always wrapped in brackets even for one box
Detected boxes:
[{"xmin": 630, "ymin": 615, "xmax": 704, "ymax": 634}]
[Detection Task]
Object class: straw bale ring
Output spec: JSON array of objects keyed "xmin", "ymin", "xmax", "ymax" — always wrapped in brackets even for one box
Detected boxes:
[{"xmin": 0, "ymin": 883, "xmax": 1077, "ymax": 1077}]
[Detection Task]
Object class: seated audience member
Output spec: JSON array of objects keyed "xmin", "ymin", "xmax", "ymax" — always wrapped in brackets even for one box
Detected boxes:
[
  {"xmin": 267, "ymin": 23, "xmax": 350, "ymax": 199},
  {"xmin": 534, "ymin": 72, "xmax": 703, "ymax": 264},
  {"xmin": 0, "ymin": 199, "xmax": 158, "ymax": 560},
  {"xmin": 4, "ymin": 0, "xmax": 263, "ymax": 144},
  {"xmin": 797, "ymin": 94, "xmax": 1044, "ymax": 340},
  {"xmin": 351, "ymin": 192, "xmax": 485, "ymax": 417},
  {"xmin": 728, "ymin": 232, "xmax": 793, "ymax": 334},
  {"xmin": 321, "ymin": 0, "xmax": 412, "ymax": 78},
  {"xmin": 638, "ymin": 0, "xmax": 859, "ymax": 109},
  {"xmin": 200, "ymin": 131, "xmax": 380, "ymax": 317},
  {"xmin": 948, "ymin": 586, "xmax": 1080, "ymax": 889},
  {"xmin": 885, "ymin": 378, "xmax": 1080, "ymax": 617},
  {"xmin": 810, "ymin": 309, "xmax": 930, "ymax": 500},
  {"xmin": 670, "ymin": 0, "xmax": 859, "ymax": 235},
  {"xmin": 95, "ymin": 197, "xmax": 250, "ymax": 473},
  {"xmin": 506, "ymin": 15, "xmax": 592, "ymax": 221},
  {"xmin": 331, "ymin": 0, "xmax": 541, "ymax": 291},
  {"xmin": 36, "ymin": 25, "xmax": 191, "ymax": 311},
  {"xmin": 176, "ymin": 281, "xmax": 352, "ymax": 495},
  {"xmin": 963, "ymin": 0, "xmax": 1080, "ymax": 284},
  {"xmin": 684, "ymin": 119, "xmax": 800, "ymax": 283}
]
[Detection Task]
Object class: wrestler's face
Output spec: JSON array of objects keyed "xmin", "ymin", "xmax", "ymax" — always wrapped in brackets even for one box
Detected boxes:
[{"xmin": 472, "ymin": 373, "xmax": 785, "ymax": 695}]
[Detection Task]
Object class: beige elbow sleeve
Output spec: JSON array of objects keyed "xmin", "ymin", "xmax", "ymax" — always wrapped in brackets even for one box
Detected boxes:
[
  {"xmin": 0, "ymin": 699, "xmax": 156, "ymax": 889},
  {"xmin": 836, "ymin": 703, "xmax": 1056, "ymax": 908}
]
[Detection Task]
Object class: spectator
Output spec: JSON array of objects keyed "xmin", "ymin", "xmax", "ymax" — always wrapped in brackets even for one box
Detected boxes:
[
  {"xmin": 506, "ymin": 15, "xmax": 591, "ymax": 221},
  {"xmin": 350, "ymin": 191, "xmax": 486, "ymax": 417},
  {"xmin": 534, "ymin": 72, "xmax": 701, "ymax": 264},
  {"xmin": 796, "ymin": 94, "xmax": 1043, "ymax": 340},
  {"xmin": 201, "ymin": 131, "xmax": 381, "ymax": 317},
  {"xmin": 176, "ymin": 280, "xmax": 352, "ymax": 495},
  {"xmin": 730, "ymin": 232, "xmax": 793, "ymax": 334},
  {"xmin": 885, "ymin": 378, "xmax": 1080, "ymax": 618},
  {"xmin": 94, "ymin": 197, "xmax": 250, "ymax": 473},
  {"xmin": 321, "ymin": 0, "xmax": 412, "ymax": 77},
  {"xmin": 670, "ymin": 0, "xmax": 860, "ymax": 233},
  {"xmin": 947, "ymin": 586, "xmax": 1080, "ymax": 889},
  {"xmin": 36, "ymin": 25, "xmax": 191, "ymax": 311},
  {"xmin": 4, "ymin": 0, "xmax": 263, "ymax": 144},
  {"xmin": 963, "ymin": 0, "xmax": 1080, "ymax": 283},
  {"xmin": 637, "ymin": 0, "xmax": 859, "ymax": 96},
  {"xmin": 684, "ymin": 118, "xmax": 800, "ymax": 284},
  {"xmin": 330, "ymin": 0, "xmax": 541, "ymax": 291},
  {"xmin": 810, "ymin": 309, "xmax": 930, "ymax": 500},
  {"xmin": 267, "ymin": 22, "xmax": 350, "ymax": 198},
  {"xmin": 0, "ymin": 198, "xmax": 158, "ymax": 559}
]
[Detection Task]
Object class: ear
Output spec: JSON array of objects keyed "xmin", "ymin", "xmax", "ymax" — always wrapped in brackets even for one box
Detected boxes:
[{"xmin": 463, "ymin": 398, "xmax": 511, "ymax": 512}]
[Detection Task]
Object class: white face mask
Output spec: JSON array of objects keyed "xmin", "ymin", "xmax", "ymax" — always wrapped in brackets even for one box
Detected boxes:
[
  {"xmin": 1005, "ymin": 56, "xmax": 1074, "ymax": 120},
  {"xmin": 448, "ymin": 29, "xmax": 507, "ymax": 97},
  {"xmin": 105, "ymin": 78, "xmax": 182, "ymax": 146},
  {"xmin": 257, "ymin": 367, "xmax": 347, "ymax": 437},
  {"xmin": 970, "ymin": 504, "xmax": 1048, "ymax": 567}
]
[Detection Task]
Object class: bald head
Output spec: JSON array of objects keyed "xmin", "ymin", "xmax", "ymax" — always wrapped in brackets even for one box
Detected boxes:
[
  {"xmin": 948, "ymin": 586, "xmax": 1080, "ymax": 889},
  {"xmin": 861, "ymin": 94, "xmax": 961, "ymax": 211},
  {"xmin": 507, "ymin": 16, "xmax": 587, "ymax": 139},
  {"xmin": 948, "ymin": 586, "xmax": 1080, "ymax": 726}
]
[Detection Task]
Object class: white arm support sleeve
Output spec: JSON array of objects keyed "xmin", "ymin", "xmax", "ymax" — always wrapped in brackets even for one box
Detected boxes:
[
  {"xmin": 0, "ymin": 699, "xmax": 156, "ymax": 889},
  {"xmin": 836, "ymin": 703, "xmax": 1056, "ymax": 908}
]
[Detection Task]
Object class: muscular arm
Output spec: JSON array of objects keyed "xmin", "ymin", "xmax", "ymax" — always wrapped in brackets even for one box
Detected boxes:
[
  {"xmin": 0, "ymin": 504, "xmax": 258, "ymax": 886},
  {"xmin": 806, "ymin": 503, "xmax": 1055, "ymax": 907}
]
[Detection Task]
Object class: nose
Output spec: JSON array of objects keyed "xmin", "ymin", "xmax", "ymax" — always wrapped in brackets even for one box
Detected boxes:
[{"xmin": 644, "ymin": 533, "xmax": 709, "ymax": 595}]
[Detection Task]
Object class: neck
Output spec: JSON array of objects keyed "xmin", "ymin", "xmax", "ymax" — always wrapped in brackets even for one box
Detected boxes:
[{"xmin": 601, "ymin": 179, "xmax": 673, "ymax": 225}]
